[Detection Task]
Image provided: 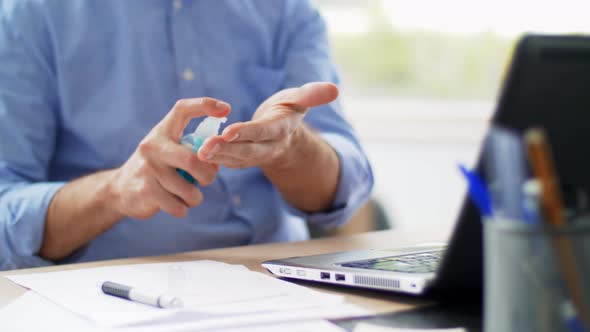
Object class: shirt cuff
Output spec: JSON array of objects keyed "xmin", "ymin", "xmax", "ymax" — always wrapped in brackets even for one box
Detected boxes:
[
  {"xmin": 284, "ymin": 133, "xmax": 374, "ymax": 229},
  {"xmin": 0, "ymin": 182, "xmax": 64, "ymax": 270}
]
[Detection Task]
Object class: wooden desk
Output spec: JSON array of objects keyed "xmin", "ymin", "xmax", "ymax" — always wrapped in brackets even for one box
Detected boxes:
[{"xmin": 0, "ymin": 225, "xmax": 452, "ymax": 315}]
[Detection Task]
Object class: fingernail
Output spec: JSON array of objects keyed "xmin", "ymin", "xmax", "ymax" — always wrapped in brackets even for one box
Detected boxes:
[
  {"xmin": 216, "ymin": 101, "xmax": 230, "ymax": 109},
  {"xmin": 206, "ymin": 143, "xmax": 220, "ymax": 160}
]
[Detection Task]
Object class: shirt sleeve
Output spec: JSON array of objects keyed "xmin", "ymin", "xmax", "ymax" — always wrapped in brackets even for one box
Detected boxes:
[
  {"xmin": 276, "ymin": 0, "xmax": 374, "ymax": 229},
  {"xmin": 0, "ymin": 1, "xmax": 61, "ymax": 270}
]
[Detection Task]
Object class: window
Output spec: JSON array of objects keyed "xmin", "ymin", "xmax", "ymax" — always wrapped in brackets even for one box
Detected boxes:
[{"xmin": 315, "ymin": 0, "xmax": 589, "ymax": 227}]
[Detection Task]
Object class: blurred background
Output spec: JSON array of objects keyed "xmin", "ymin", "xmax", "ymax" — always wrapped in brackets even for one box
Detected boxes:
[{"xmin": 313, "ymin": 0, "xmax": 589, "ymax": 230}]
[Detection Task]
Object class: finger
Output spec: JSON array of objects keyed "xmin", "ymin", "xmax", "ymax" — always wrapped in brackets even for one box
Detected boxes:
[
  {"xmin": 158, "ymin": 97, "xmax": 231, "ymax": 138},
  {"xmin": 206, "ymin": 154, "xmax": 253, "ymax": 169},
  {"xmin": 151, "ymin": 181, "xmax": 191, "ymax": 218},
  {"xmin": 199, "ymin": 137, "xmax": 277, "ymax": 164},
  {"xmin": 145, "ymin": 140, "xmax": 219, "ymax": 185},
  {"xmin": 219, "ymin": 116, "xmax": 298, "ymax": 143},
  {"xmin": 271, "ymin": 82, "xmax": 339, "ymax": 111},
  {"xmin": 155, "ymin": 166, "xmax": 203, "ymax": 207}
]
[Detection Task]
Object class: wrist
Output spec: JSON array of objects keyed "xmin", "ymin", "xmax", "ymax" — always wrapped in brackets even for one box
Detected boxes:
[{"xmin": 101, "ymin": 169, "xmax": 126, "ymax": 220}]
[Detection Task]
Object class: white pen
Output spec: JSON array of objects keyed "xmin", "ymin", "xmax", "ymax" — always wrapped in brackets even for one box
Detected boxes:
[{"xmin": 101, "ymin": 281, "xmax": 183, "ymax": 308}]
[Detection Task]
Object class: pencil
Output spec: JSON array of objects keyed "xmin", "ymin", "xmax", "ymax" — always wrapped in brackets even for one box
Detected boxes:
[
  {"xmin": 524, "ymin": 128, "xmax": 565, "ymax": 226},
  {"xmin": 524, "ymin": 127, "xmax": 590, "ymax": 329}
]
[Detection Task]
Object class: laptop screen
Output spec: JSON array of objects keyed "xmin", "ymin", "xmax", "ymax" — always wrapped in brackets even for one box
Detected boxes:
[{"xmin": 434, "ymin": 34, "xmax": 590, "ymax": 297}]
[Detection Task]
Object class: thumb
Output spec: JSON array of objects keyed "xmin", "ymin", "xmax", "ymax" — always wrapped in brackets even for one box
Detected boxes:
[{"xmin": 276, "ymin": 82, "xmax": 339, "ymax": 110}]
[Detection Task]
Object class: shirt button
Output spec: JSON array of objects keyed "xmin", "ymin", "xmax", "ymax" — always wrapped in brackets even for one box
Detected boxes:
[
  {"xmin": 173, "ymin": 0, "xmax": 183, "ymax": 11},
  {"xmin": 232, "ymin": 195, "xmax": 241, "ymax": 206},
  {"xmin": 183, "ymin": 68, "xmax": 195, "ymax": 81}
]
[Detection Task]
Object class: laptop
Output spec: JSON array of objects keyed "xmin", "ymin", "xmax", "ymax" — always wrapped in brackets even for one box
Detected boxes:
[{"xmin": 263, "ymin": 34, "xmax": 590, "ymax": 298}]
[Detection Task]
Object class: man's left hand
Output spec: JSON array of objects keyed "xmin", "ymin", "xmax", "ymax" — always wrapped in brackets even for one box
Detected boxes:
[{"xmin": 197, "ymin": 82, "xmax": 339, "ymax": 170}]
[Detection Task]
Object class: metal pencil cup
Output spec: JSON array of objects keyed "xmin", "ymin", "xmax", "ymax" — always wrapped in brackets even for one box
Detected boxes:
[{"xmin": 484, "ymin": 219, "xmax": 590, "ymax": 332}]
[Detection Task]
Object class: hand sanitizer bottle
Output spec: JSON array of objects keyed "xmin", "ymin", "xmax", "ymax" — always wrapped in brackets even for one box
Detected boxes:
[{"xmin": 177, "ymin": 116, "xmax": 227, "ymax": 184}]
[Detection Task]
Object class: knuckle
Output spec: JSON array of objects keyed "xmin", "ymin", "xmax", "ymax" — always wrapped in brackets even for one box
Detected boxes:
[
  {"xmin": 171, "ymin": 99, "xmax": 189, "ymax": 120},
  {"xmin": 198, "ymin": 165, "xmax": 218, "ymax": 186},
  {"xmin": 188, "ymin": 188, "xmax": 203, "ymax": 207},
  {"xmin": 146, "ymin": 208, "xmax": 160, "ymax": 219},
  {"xmin": 174, "ymin": 99, "xmax": 189, "ymax": 110},
  {"xmin": 137, "ymin": 140, "xmax": 155, "ymax": 156},
  {"xmin": 200, "ymin": 97, "xmax": 214, "ymax": 105},
  {"xmin": 135, "ymin": 206, "xmax": 158, "ymax": 220},
  {"xmin": 253, "ymin": 126, "xmax": 267, "ymax": 141},
  {"xmin": 180, "ymin": 185, "xmax": 199, "ymax": 206},
  {"xmin": 201, "ymin": 97, "xmax": 222, "ymax": 108},
  {"xmin": 275, "ymin": 126, "xmax": 289, "ymax": 140},
  {"xmin": 194, "ymin": 190, "xmax": 204, "ymax": 205},
  {"xmin": 185, "ymin": 193, "xmax": 198, "ymax": 207},
  {"xmin": 171, "ymin": 205, "xmax": 188, "ymax": 218},
  {"xmin": 198, "ymin": 173, "xmax": 215, "ymax": 186}
]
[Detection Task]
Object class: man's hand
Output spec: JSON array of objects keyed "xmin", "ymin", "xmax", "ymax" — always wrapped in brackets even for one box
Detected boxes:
[
  {"xmin": 40, "ymin": 98, "xmax": 230, "ymax": 261},
  {"xmin": 196, "ymin": 82, "xmax": 340, "ymax": 213},
  {"xmin": 108, "ymin": 98, "xmax": 231, "ymax": 219},
  {"xmin": 197, "ymin": 82, "xmax": 338, "ymax": 170}
]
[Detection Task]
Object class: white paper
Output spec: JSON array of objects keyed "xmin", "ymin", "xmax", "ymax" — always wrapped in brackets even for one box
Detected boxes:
[
  {"xmin": 7, "ymin": 260, "xmax": 369, "ymax": 327},
  {"xmin": 0, "ymin": 291, "xmax": 350, "ymax": 332},
  {"xmin": 353, "ymin": 322, "xmax": 467, "ymax": 332}
]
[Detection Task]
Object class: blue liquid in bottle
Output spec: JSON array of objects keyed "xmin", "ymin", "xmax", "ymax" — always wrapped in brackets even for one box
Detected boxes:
[
  {"xmin": 176, "ymin": 137, "xmax": 205, "ymax": 184},
  {"xmin": 176, "ymin": 117, "xmax": 226, "ymax": 185}
]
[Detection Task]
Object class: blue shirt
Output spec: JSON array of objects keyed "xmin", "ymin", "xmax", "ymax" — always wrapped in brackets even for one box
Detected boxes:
[{"xmin": 0, "ymin": 0, "xmax": 373, "ymax": 270}]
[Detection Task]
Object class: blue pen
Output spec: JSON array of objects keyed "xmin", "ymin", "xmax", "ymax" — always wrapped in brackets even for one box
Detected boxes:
[
  {"xmin": 563, "ymin": 301, "xmax": 586, "ymax": 332},
  {"xmin": 458, "ymin": 164, "xmax": 493, "ymax": 218}
]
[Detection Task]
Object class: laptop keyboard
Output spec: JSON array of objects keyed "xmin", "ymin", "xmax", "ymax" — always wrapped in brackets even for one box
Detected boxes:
[{"xmin": 340, "ymin": 251, "xmax": 443, "ymax": 273}]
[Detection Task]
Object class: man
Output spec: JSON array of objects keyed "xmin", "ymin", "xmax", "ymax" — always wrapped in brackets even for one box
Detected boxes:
[{"xmin": 0, "ymin": 1, "xmax": 374, "ymax": 270}]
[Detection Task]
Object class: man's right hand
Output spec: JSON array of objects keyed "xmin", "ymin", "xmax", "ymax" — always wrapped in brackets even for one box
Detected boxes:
[
  {"xmin": 108, "ymin": 98, "xmax": 231, "ymax": 219},
  {"xmin": 40, "ymin": 98, "xmax": 230, "ymax": 261}
]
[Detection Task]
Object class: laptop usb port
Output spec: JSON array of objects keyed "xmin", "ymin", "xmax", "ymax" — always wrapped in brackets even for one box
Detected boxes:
[
  {"xmin": 335, "ymin": 274, "xmax": 345, "ymax": 281},
  {"xmin": 320, "ymin": 272, "xmax": 331, "ymax": 280}
]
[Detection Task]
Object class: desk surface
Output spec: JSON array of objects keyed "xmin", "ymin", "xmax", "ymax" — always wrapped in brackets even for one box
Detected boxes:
[{"xmin": 0, "ymin": 225, "xmax": 452, "ymax": 315}]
